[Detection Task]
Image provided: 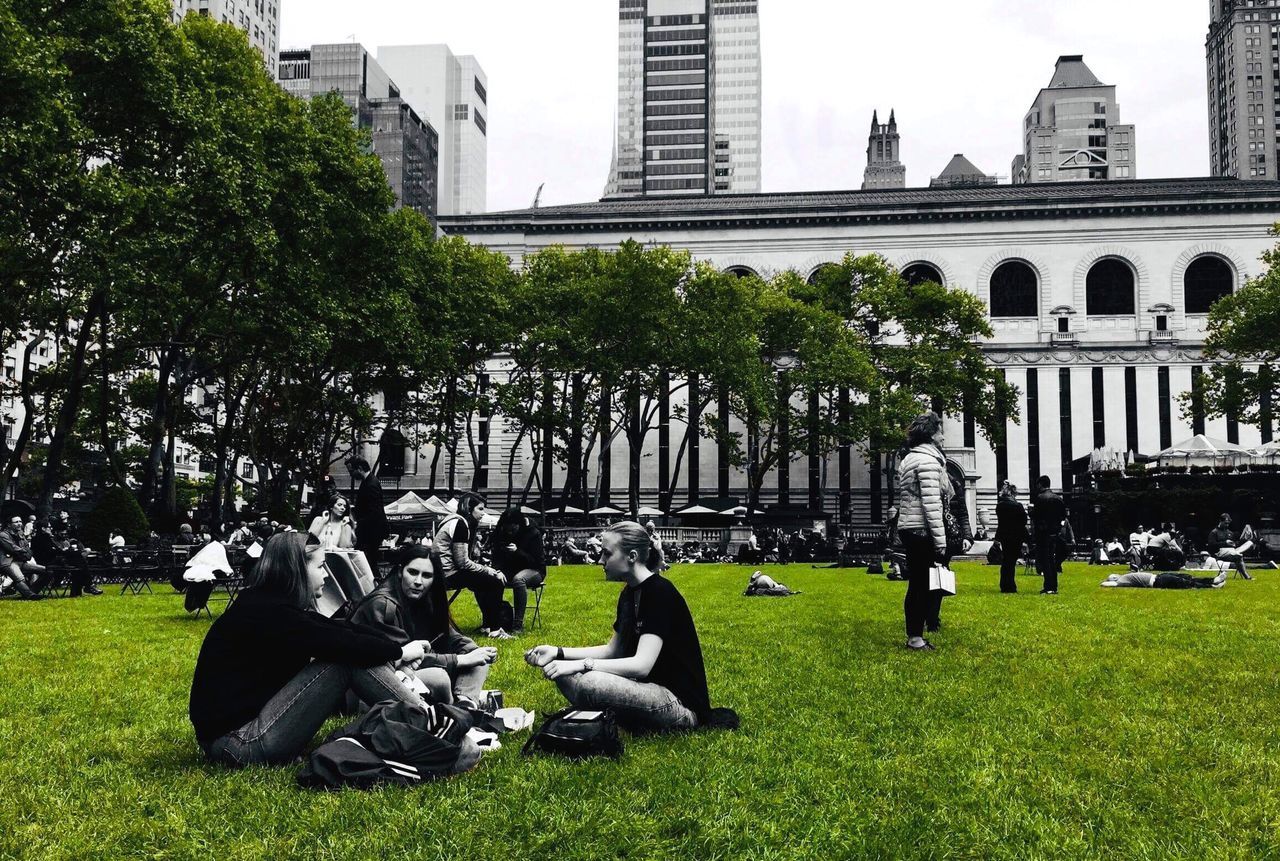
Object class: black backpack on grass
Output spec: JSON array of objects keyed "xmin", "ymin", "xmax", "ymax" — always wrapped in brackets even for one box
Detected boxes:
[{"xmin": 521, "ymin": 707, "xmax": 623, "ymax": 759}]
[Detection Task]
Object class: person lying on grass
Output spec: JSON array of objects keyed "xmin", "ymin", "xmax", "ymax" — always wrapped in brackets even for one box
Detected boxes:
[
  {"xmin": 1100, "ymin": 570, "xmax": 1226, "ymax": 590},
  {"xmin": 349, "ymin": 543, "xmax": 497, "ymax": 709},
  {"xmin": 524, "ymin": 521, "xmax": 710, "ymax": 733},
  {"xmin": 189, "ymin": 532, "xmax": 480, "ymax": 773}
]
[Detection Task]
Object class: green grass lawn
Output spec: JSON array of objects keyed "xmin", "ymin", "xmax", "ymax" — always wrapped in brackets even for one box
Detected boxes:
[{"xmin": 1, "ymin": 561, "xmax": 1278, "ymax": 860}]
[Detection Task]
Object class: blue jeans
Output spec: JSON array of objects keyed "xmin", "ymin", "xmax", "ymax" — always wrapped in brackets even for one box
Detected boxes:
[
  {"xmin": 414, "ymin": 663, "xmax": 489, "ymax": 704},
  {"xmin": 555, "ymin": 671, "xmax": 697, "ymax": 732},
  {"xmin": 205, "ymin": 661, "xmax": 423, "ymax": 767},
  {"xmin": 507, "ymin": 568, "xmax": 544, "ymax": 629}
]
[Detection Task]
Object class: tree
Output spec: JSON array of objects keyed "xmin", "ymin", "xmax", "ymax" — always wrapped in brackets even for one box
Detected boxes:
[{"xmin": 1185, "ymin": 226, "xmax": 1280, "ymax": 429}]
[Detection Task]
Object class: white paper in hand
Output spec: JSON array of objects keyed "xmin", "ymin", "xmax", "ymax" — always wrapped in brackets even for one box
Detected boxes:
[{"xmin": 246, "ymin": 541, "xmax": 263, "ymax": 559}]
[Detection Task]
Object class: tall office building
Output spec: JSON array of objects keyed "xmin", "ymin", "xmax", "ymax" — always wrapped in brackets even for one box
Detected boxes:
[
  {"xmin": 1012, "ymin": 55, "xmax": 1136, "ymax": 185},
  {"xmin": 170, "ymin": 0, "xmax": 281, "ymax": 78},
  {"xmin": 605, "ymin": 0, "xmax": 761, "ymax": 198},
  {"xmin": 278, "ymin": 44, "xmax": 439, "ymax": 219},
  {"xmin": 1206, "ymin": 0, "xmax": 1279, "ymax": 179},
  {"xmin": 378, "ymin": 45, "xmax": 489, "ymax": 215},
  {"xmin": 862, "ymin": 109, "xmax": 905, "ymax": 190}
]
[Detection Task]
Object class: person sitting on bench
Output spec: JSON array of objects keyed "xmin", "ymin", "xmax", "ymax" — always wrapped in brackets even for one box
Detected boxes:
[
  {"xmin": 491, "ymin": 507, "xmax": 546, "ymax": 634},
  {"xmin": 524, "ymin": 520, "xmax": 709, "ymax": 733},
  {"xmin": 350, "ymin": 544, "xmax": 497, "ymax": 708},
  {"xmin": 1101, "ymin": 570, "xmax": 1226, "ymax": 589},
  {"xmin": 1, "ymin": 514, "xmax": 45, "ymax": 600}
]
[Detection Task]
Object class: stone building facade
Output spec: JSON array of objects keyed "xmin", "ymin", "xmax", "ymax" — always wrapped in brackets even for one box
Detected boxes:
[{"xmin": 394, "ymin": 178, "xmax": 1280, "ymax": 531}]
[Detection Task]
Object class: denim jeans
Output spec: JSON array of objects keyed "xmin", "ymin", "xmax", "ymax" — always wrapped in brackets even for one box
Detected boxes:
[
  {"xmin": 414, "ymin": 662, "xmax": 489, "ymax": 704},
  {"xmin": 555, "ymin": 670, "xmax": 697, "ymax": 733},
  {"xmin": 205, "ymin": 661, "xmax": 423, "ymax": 767},
  {"xmin": 507, "ymin": 568, "xmax": 544, "ymax": 629}
]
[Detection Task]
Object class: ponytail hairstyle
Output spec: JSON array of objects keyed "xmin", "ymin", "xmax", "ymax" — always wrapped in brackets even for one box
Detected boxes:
[{"xmin": 602, "ymin": 520, "xmax": 664, "ymax": 571}]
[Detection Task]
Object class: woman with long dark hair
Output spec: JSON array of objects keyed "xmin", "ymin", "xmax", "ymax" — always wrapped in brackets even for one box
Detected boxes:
[
  {"xmin": 895, "ymin": 411, "xmax": 949, "ymax": 651},
  {"xmin": 432, "ymin": 492, "xmax": 510, "ymax": 639},
  {"xmin": 349, "ymin": 544, "xmax": 497, "ymax": 706},
  {"xmin": 524, "ymin": 521, "xmax": 710, "ymax": 732},
  {"xmin": 188, "ymin": 533, "xmax": 435, "ymax": 767},
  {"xmin": 491, "ymin": 506, "xmax": 546, "ymax": 633}
]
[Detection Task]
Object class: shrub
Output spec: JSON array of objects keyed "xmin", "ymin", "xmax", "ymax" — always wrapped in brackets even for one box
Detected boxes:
[
  {"xmin": 1125, "ymin": 463, "xmax": 1147, "ymax": 476},
  {"xmin": 81, "ymin": 486, "xmax": 150, "ymax": 550},
  {"xmin": 1165, "ymin": 465, "xmax": 1188, "ymax": 474}
]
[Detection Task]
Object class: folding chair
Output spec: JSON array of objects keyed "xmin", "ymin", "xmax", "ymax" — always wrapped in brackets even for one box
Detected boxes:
[
  {"xmin": 527, "ymin": 581, "xmax": 546, "ymax": 631},
  {"xmin": 120, "ymin": 551, "xmax": 159, "ymax": 595},
  {"xmin": 39, "ymin": 565, "xmax": 73, "ymax": 598},
  {"xmin": 184, "ymin": 581, "xmax": 216, "ymax": 619}
]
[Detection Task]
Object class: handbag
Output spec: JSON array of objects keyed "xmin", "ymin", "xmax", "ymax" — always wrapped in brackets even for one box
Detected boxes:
[
  {"xmin": 928, "ymin": 564, "xmax": 957, "ymax": 595},
  {"xmin": 521, "ymin": 707, "xmax": 623, "ymax": 759}
]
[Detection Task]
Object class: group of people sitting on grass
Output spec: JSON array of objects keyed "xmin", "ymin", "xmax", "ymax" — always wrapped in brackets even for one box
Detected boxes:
[{"xmin": 188, "ymin": 520, "xmax": 711, "ymax": 772}]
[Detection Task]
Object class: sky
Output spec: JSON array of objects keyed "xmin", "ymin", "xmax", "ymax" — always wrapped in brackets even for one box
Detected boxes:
[{"xmin": 281, "ymin": 0, "xmax": 1210, "ymax": 213}]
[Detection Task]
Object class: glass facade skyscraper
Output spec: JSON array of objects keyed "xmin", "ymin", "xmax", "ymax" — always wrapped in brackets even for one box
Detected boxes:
[
  {"xmin": 605, "ymin": 0, "xmax": 761, "ymax": 197},
  {"xmin": 278, "ymin": 44, "xmax": 439, "ymax": 221}
]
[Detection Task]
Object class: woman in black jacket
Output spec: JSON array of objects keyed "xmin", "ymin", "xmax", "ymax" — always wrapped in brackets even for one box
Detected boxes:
[
  {"xmin": 491, "ymin": 507, "xmax": 546, "ymax": 633},
  {"xmin": 188, "ymin": 533, "xmax": 434, "ymax": 768},
  {"xmin": 349, "ymin": 544, "xmax": 497, "ymax": 707}
]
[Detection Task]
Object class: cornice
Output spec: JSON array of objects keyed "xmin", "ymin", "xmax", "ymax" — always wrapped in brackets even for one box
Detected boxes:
[
  {"xmin": 983, "ymin": 342, "xmax": 1209, "ymax": 366},
  {"xmin": 440, "ymin": 179, "xmax": 1280, "ymax": 237}
]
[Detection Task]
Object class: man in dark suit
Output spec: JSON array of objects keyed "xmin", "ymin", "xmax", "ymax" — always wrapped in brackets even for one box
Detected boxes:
[
  {"xmin": 1031, "ymin": 475, "xmax": 1067, "ymax": 595},
  {"xmin": 349, "ymin": 457, "xmax": 389, "ymax": 568},
  {"xmin": 995, "ymin": 481, "xmax": 1027, "ymax": 594}
]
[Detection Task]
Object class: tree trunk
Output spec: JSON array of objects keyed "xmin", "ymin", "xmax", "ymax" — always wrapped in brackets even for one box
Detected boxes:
[
  {"xmin": 97, "ymin": 308, "xmax": 125, "ymax": 488},
  {"xmin": 38, "ymin": 293, "xmax": 103, "ymax": 516},
  {"xmin": 139, "ymin": 348, "xmax": 177, "ymax": 510},
  {"xmin": 2, "ymin": 338, "xmax": 42, "ymax": 491}
]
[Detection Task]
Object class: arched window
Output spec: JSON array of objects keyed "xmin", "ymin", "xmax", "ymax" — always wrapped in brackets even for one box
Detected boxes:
[
  {"xmin": 1085, "ymin": 258, "xmax": 1136, "ymax": 315},
  {"xmin": 902, "ymin": 262, "xmax": 943, "ymax": 287},
  {"xmin": 806, "ymin": 263, "xmax": 839, "ymax": 286},
  {"xmin": 988, "ymin": 261, "xmax": 1038, "ymax": 318},
  {"xmin": 1184, "ymin": 255, "xmax": 1234, "ymax": 314},
  {"xmin": 724, "ymin": 265, "xmax": 757, "ymax": 278}
]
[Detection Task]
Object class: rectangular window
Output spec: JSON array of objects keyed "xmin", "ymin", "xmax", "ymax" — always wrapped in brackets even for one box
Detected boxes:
[
  {"xmin": 1157, "ymin": 367, "xmax": 1172, "ymax": 451},
  {"xmin": 1026, "ymin": 369, "xmax": 1040, "ymax": 492},
  {"xmin": 473, "ymin": 110, "xmax": 486, "ymax": 135},
  {"xmin": 995, "ymin": 369, "xmax": 1008, "ymax": 487},
  {"xmin": 474, "ymin": 77, "xmax": 487, "ymax": 104},
  {"xmin": 1092, "ymin": 367, "xmax": 1106, "ymax": 449},
  {"xmin": 1059, "ymin": 368, "xmax": 1073, "ymax": 491},
  {"xmin": 1191, "ymin": 366, "xmax": 1206, "ymax": 435},
  {"xmin": 1125, "ymin": 367, "xmax": 1139, "ymax": 454}
]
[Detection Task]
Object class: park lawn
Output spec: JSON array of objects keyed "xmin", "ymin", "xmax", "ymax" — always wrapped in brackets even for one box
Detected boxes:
[{"xmin": 0, "ymin": 561, "xmax": 1277, "ymax": 861}]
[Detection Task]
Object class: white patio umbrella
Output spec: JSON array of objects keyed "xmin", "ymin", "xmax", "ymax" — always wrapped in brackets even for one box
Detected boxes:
[
  {"xmin": 589, "ymin": 505, "xmax": 626, "ymax": 516},
  {"xmin": 676, "ymin": 505, "xmax": 721, "ymax": 515},
  {"xmin": 636, "ymin": 506, "xmax": 666, "ymax": 517},
  {"xmin": 1156, "ymin": 434, "xmax": 1249, "ymax": 465}
]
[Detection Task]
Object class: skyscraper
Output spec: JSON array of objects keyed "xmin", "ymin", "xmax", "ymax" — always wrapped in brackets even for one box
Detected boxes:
[
  {"xmin": 605, "ymin": 0, "xmax": 761, "ymax": 198},
  {"xmin": 862, "ymin": 109, "xmax": 905, "ymax": 190},
  {"xmin": 170, "ymin": 0, "xmax": 280, "ymax": 79},
  {"xmin": 378, "ymin": 45, "xmax": 489, "ymax": 215},
  {"xmin": 1011, "ymin": 55, "xmax": 1136, "ymax": 185},
  {"xmin": 1206, "ymin": 0, "xmax": 1277, "ymax": 179},
  {"xmin": 278, "ymin": 44, "xmax": 439, "ymax": 220}
]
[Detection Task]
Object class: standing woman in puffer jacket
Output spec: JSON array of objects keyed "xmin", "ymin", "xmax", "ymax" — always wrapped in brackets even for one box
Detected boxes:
[{"xmin": 895, "ymin": 411, "xmax": 949, "ymax": 651}]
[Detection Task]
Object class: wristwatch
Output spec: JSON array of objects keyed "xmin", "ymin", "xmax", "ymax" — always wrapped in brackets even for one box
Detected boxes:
[{"xmin": 582, "ymin": 658, "xmax": 595, "ymax": 673}]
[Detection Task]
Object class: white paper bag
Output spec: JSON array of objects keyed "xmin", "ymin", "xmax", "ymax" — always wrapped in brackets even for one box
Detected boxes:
[{"xmin": 929, "ymin": 564, "xmax": 957, "ymax": 595}]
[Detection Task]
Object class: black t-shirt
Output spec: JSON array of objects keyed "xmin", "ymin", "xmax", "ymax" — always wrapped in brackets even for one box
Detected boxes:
[{"xmin": 612, "ymin": 574, "xmax": 710, "ymax": 720}]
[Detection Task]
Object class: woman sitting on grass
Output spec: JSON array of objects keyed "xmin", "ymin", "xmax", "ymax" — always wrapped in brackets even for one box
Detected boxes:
[
  {"xmin": 349, "ymin": 544, "xmax": 497, "ymax": 708},
  {"xmin": 524, "ymin": 521, "xmax": 709, "ymax": 733},
  {"xmin": 188, "ymin": 533, "xmax": 457, "ymax": 768}
]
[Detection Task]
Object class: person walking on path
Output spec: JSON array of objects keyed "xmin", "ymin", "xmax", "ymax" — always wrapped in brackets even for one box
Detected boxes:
[
  {"xmin": 1031, "ymin": 475, "xmax": 1067, "ymax": 595},
  {"xmin": 895, "ymin": 412, "xmax": 949, "ymax": 651},
  {"xmin": 995, "ymin": 481, "xmax": 1027, "ymax": 594}
]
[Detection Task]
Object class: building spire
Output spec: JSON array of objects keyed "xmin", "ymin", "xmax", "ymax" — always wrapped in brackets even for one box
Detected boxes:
[
  {"xmin": 888, "ymin": 108, "xmax": 896, "ymax": 130},
  {"xmin": 871, "ymin": 109, "xmax": 879, "ymax": 132}
]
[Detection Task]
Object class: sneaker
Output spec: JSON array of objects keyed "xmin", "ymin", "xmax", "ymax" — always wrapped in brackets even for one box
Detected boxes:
[
  {"xmin": 904, "ymin": 640, "xmax": 935, "ymax": 651},
  {"xmin": 85, "ymin": 585, "xmax": 103, "ymax": 596},
  {"xmin": 484, "ymin": 628, "xmax": 515, "ymax": 641},
  {"xmin": 1040, "ymin": 589, "xmax": 1057, "ymax": 595}
]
